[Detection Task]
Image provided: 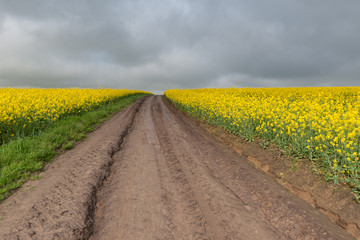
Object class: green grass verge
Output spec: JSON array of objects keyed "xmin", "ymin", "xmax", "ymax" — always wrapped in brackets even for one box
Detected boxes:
[
  {"xmin": 0, "ymin": 93, "xmax": 149, "ymax": 201},
  {"xmin": 166, "ymin": 97, "xmax": 360, "ymax": 202}
]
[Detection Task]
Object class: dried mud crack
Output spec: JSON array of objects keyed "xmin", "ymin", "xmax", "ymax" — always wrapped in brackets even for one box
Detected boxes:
[{"xmin": 0, "ymin": 95, "xmax": 356, "ymax": 240}]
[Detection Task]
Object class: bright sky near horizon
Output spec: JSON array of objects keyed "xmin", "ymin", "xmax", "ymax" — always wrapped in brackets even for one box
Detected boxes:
[{"xmin": 0, "ymin": 0, "xmax": 360, "ymax": 93}]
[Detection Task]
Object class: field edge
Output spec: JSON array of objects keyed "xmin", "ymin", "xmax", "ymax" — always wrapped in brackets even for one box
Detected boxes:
[
  {"xmin": 163, "ymin": 95, "xmax": 360, "ymax": 239},
  {"xmin": 0, "ymin": 93, "xmax": 150, "ymax": 202}
]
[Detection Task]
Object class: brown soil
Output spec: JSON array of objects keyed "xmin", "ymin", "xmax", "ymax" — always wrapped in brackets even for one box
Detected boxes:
[
  {"xmin": 198, "ymin": 110, "xmax": 360, "ymax": 240},
  {"xmin": 0, "ymin": 95, "xmax": 357, "ymax": 239}
]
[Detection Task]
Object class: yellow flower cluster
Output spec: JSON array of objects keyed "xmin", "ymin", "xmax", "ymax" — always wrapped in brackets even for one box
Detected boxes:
[
  {"xmin": 165, "ymin": 87, "xmax": 360, "ymax": 186},
  {"xmin": 0, "ymin": 88, "xmax": 148, "ymax": 143}
]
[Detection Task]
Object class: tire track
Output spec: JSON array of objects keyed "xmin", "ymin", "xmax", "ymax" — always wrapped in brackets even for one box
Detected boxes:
[
  {"xmin": 0, "ymin": 95, "xmax": 355, "ymax": 240},
  {"xmin": 90, "ymin": 96, "xmax": 211, "ymax": 239},
  {"xmin": 91, "ymin": 96, "xmax": 353, "ymax": 239},
  {"xmin": 0, "ymin": 97, "xmax": 146, "ymax": 240},
  {"xmin": 157, "ymin": 96, "xmax": 354, "ymax": 240}
]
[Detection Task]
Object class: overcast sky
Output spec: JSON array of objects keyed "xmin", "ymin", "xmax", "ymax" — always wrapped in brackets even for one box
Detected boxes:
[{"xmin": 0, "ymin": 0, "xmax": 360, "ymax": 93}]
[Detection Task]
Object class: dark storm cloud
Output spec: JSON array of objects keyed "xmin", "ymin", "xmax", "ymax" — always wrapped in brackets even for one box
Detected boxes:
[{"xmin": 0, "ymin": 0, "xmax": 360, "ymax": 92}]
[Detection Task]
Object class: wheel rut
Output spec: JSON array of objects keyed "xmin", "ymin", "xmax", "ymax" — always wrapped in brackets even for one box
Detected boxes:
[
  {"xmin": 0, "ymin": 97, "xmax": 146, "ymax": 240},
  {"xmin": 90, "ymin": 96, "xmax": 354, "ymax": 240},
  {"xmin": 0, "ymin": 95, "xmax": 356, "ymax": 240}
]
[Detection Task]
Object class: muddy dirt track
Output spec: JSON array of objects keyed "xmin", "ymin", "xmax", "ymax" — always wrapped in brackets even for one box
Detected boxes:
[{"xmin": 0, "ymin": 95, "xmax": 355, "ymax": 240}]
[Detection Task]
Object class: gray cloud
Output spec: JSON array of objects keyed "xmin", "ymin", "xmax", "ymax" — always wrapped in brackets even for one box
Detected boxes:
[{"xmin": 0, "ymin": 0, "xmax": 360, "ymax": 93}]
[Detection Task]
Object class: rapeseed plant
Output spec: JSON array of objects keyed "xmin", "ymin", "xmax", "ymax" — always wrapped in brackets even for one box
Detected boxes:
[
  {"xmin": 0, "ymin": 88, "xmax": 149, "ymax": 143},
  {"xmin": 165, "ymin": 87, "xmax": 360, "ymax": 189}
]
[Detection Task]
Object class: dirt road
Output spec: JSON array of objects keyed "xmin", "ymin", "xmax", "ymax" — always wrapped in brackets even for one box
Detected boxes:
[{"xmin": 0, "ymin": 96, "xmax": 355, "ymax": 239}]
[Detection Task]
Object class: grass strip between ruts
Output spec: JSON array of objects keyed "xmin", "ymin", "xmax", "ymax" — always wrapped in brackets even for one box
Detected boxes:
[{"xmin": 0, "ymin": 93, "xmax": 149, "ymax": 201}]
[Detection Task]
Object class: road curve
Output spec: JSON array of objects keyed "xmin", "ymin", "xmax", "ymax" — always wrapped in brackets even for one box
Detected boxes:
[{"xmin": 0, "ymin": 95, "xmax": 354, "ymax": 240}]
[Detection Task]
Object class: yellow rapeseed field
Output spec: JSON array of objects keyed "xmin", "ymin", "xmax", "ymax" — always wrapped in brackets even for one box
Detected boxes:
[
  {"xmin": 0, "ymin": 88, "xmax": 148, "ymax": 143},
  {"xmin": 165, "ymin": 87, "xmax": 360, "ymax": 189}
]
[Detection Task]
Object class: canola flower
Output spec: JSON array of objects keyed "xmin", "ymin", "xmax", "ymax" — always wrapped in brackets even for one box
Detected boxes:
[
  {"xmin": 0, "ymin": 88, "xmax": 149, "ymax": 143},
  {"xmin": 165, "ymin": 87, "xmax": 360, "ymax": 189}
]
